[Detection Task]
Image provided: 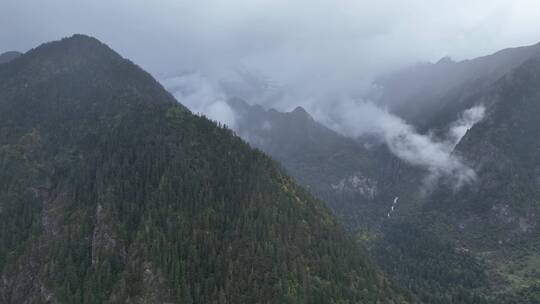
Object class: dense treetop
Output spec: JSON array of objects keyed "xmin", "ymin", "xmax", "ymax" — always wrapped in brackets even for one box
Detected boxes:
[{"xmin": 0, "ymin": 35, "xmax": 406, "ymax": 303}]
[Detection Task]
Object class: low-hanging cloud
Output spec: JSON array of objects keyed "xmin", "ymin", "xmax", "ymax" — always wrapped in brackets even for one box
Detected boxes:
[
  {"xmin": 162, "ymin": 74, "xmax": 238, "ymax": 129},
  {"xmin": 312, "ymin": 100, "xmax": 484, "ymax": 189},
  {"xmin": 162, "ymin": 71, "xmax": 485, "ymax": 189},
  {"xmin": 448, "ymin": 105, "xmax": 486, "ymax": 146}
]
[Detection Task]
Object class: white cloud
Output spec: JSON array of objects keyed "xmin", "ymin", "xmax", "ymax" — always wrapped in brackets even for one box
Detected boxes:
[
  {"xmin": 449, "ymin": 105, "xmax": 486, "ymax": 146},
  {"xmin": 162, "ymin": 74, "xmax": 237, "ymax": 129},
  {"xmin": 313, "ymin": 100, "xmax": 484, "ymax": 189},
  {"xmin": 3, "ymin": 0, "xmax": 540, "ymax": 82}
]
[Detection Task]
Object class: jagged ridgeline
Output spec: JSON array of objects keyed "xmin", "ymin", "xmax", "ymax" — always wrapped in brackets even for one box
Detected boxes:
[{"xmin": 0, "ymin": 35, "xmax": 407, "ymax": 303}]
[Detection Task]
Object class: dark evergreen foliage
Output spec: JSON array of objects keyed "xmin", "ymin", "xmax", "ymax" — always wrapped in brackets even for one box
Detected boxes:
[
  {"xmin": 372, "ymin": 219, "xmax": 491, "ymax": 304},
  {"xmin": 0, "ymin": 35, "xmax": 405, "ymax": 303}
]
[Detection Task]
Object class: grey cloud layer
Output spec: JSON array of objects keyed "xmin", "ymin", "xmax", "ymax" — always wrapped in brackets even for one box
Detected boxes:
[{"xmin": 3, "ymin": 0, "xmax": 540, "ymax": 81}]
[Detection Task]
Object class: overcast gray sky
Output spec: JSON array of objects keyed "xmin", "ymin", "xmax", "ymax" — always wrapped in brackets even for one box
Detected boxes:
[{"xmin": 2, "ymin": 0, "xmax": 540, "ymax": 78}]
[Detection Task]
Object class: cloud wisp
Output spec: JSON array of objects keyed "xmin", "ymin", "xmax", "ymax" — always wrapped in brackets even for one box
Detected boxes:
[
  {"xmin": 162, "ymin": 69, "xmax": 485, "ymax": 191},
  {"xmin": 448, "ymin": 105, "xmax": 486, "ymax": 147},
  {"xmin": 162, "ymin": 73, "xmax": 238, "ymax": 129},
  {"xmin": 313, "ymin": 100, "xmax": 485, "ymax": 190}
]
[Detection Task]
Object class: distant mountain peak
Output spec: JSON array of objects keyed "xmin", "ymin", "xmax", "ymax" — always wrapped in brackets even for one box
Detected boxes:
[
  {"xmin": 0, "ymin": 34, "xmax": 178, "ymax": 111},
  {"xmin": 56, "ymin": 33, "xmax": 102, "ymax": 44},
  {"xmin": 436, "ymin": 56, "xmax": 454, "ymax": 65},
  {"xmin": 22, "ymin": 34, "xmax": 121, "ymax": 68},
  {"xmin": 291, "ymin": 106, "xmax": 313, "ymax": 120},
  {"xmin": 38, "ymin": 34, "xmax": 108, "ymax": 52},
  {"xmin": 227, "ymin": 97, "xmax": 251, "ymax": 110},
  {"xmin": 0, "ymin": 51, "xmax": 22, "ymax": 64},
  {"xmin": 292, "ymin": 105, "xmax": 307, "ymax": 113}
]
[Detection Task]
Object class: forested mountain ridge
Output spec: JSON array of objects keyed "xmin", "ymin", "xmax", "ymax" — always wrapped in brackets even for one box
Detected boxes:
[
  {"xmin": 0, "ymin": 51, "xmax": 21, "ymax": 65},
  {"xmin": 429, "ymin": 57, "xmax": 540, "ymax": 236},
  {"xmin": 0, "ymin": 35, "xmax": 407, "ymax": 303},
  {"xmin": 226, "ymin": 45, "xmax": 540, "ymax": 302},
  {"xmin": 375, "ymin": 41, "xmax": 540, "ymax": 129},
  {"xmin": 227, "ymin": 98, "xmax": 427, "ymax": 232},
  {"xmin": 229, "ymin": 98, "xmax": 389, "ymax": 230},
  {"xmin": 371, "ymin": 54, "xmax": 540, "ymax": 303},
  {"xmin": 227, "ymin": 97, "xmax": 492, "ymax": 304},
  {"xmin": 422, "ymin": 57, "xmax": 540, "ymax": 300}
]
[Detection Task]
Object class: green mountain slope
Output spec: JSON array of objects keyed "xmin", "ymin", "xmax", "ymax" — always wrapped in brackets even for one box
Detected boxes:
[
  {"xmin": 0, "ymin": 35, "xmax": 406, "ymax": 304},
  {"xmin": 372, "ymin": 51, "xmax": 540, "ymax": 303},
  {"xmin": 0, "ymin": 51, "xmax": 21, "ymax": 64},
  {"xmin": 229, "ymin": 98, "xmax": 398, "ymax": 231},
  {"xmin": 227, "ymin": 98, "xmax": 493, "ymax": 303},
  {"xmin": 225, "ymin": 44, "xmax": 540, "ymax": 303},
  {"xmin": 423, "ymin": 58, "xmax": 540, "ymax": 300}
]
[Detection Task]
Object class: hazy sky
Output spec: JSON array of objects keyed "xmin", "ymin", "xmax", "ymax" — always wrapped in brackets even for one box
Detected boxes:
[{"xmin": 2, "ymin": 0, "xmax": 540, "ymax": 79}]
